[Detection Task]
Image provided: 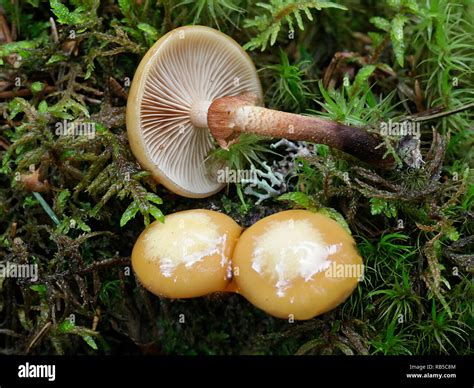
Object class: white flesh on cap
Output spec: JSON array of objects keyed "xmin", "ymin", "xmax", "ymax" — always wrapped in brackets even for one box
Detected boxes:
[
  {"xmin": 131, "ymin": 209, "xmax": 242, "ymax": 298},
  {"xmin": 251, "ymin": 219, "xmax": 335, "ymax": 298},
  {"xmin": 232, "ymin": 210, "xmax": 363, "ymax": 320},
  {"xmin": 127, "ymin": 26, "xmax": 263, "ymax": 198}
]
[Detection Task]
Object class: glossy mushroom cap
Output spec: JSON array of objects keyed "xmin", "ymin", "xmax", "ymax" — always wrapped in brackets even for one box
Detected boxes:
[
  {"xmin": 232, "ymin": 210, "xmax": 363, "ymax": 320},
  {"xmin": 127, "ymin": 25, "xmax": 263, "ymax": 198},
  {"xmin": 132, "ymin": 209, "xmax": 242, "ymax": 298}
]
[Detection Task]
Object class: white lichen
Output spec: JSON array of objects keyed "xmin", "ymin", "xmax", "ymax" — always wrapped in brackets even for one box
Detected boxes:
[{"xmin": 241, "ymin": 140, "xmax": 316, "ymax": 204}]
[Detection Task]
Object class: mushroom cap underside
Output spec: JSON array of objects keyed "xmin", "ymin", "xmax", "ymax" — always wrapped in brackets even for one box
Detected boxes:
[{"xmin": 127, "ymin": 25, "xmax": 263, "ymax": 198}]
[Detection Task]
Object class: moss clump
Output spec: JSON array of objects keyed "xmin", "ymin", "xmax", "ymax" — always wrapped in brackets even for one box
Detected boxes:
[{"xmin": 0, "ymin": 0, "xmax": 472, "ymax": 355}]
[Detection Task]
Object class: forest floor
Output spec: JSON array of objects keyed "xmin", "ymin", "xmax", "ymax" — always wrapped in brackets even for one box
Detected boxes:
[{"xmin": 0, "ymin": 0, "xmax": 472, "ymax": 355}]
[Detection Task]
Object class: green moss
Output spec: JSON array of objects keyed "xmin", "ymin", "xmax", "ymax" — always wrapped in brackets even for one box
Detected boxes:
[{"xmin": 0, "ymin": 0, "xmax": 472, "ymax": 355}]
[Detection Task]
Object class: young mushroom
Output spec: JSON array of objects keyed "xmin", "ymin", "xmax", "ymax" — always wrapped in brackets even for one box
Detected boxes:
[
  {"xmin": 127, "ymin": 26, "xmax": 393, "ymax": 198},
  {"xmin": 132, "ymin": 209, "xmax": 242, "ymax": 298},
  {"xmin": 231, "ymin": 210, "xmax": 363, "ymax": 320}
]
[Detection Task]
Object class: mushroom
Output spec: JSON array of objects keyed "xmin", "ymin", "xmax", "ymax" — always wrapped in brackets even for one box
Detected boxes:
[
  {"xmin": 231, "ymin": 210, "xmax": 363, "ymax": 320},
  {"xmin": 127, "ymin": 25, "xmax": 263, "ymax": 198},
  {"xmin": 131, "ymin": 209, "xmax": 242, "ymax": 298},
  {"xmin": 127, "ymin": 25, "xmax": 393, "ymax": 198}
]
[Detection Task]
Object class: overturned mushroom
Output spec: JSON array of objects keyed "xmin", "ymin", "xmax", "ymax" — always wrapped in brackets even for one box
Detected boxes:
[
  {"xmin": 127, "ymin": 25, "xmax": 263, "ymax": 198},
  {"xmin": 131, "ymin": 209, "xmax": 242, "ymax": 298},
  {"xmin": 127, "ymin": 26, "xmax": 393, "ymax": 198}
]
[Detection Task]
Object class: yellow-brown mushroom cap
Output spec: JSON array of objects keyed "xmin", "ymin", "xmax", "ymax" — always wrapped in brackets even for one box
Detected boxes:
[
  {"xmin": 232, "ymin": 210, "xmax": 363, "ymax": 320},
  {"xmin": 132, "ymin": 209, "xmax": 242, "ymax": 298}
]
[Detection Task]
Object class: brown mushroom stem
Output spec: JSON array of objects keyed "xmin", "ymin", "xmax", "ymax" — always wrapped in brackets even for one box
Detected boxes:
[{"xmin": 208, "ymin": 94, "xmax": 395, "ymax": 169}]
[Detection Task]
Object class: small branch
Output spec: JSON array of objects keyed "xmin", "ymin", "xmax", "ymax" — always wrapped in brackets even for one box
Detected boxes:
[
  {"xmin": 0, "ymin": 136, "xmax": 9, "ymax": 150},
  {"xmin": 43, "ymin": 257, "xmax": 131, "ymax": 281},
  {"xmin": 26, "ymin": 321, "xmax": 52, "ymax": 354},
  {"xmin": 0, "ymin": 329, "xmax": 22, "ymax": 338},
  {"xmin": 74, "ymin": 256, "xmax": 131, "ymax": 275},
  {"xmin": 0, "ymin": 86, "xmax": 56, "ymax": 99},
  {"xmin": 406, "ymin": 102, "xmax": 474, "ymax": 122},
  {"xmin": 369, "ymin": 35, "xmax": 390, "ymax": 64},
  {"xmin": 0, "ymin": 10, "xmax": 13, "ymax": 43}
]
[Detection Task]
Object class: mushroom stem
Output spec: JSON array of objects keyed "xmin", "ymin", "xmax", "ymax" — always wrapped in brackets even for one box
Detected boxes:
[{"xmin": 208, "ymin": 94, "xmax": 395, "ymax": 168}]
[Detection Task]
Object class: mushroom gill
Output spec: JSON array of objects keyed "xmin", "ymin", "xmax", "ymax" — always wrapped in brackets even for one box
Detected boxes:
[{"xmin": 127, "ymin": 26, "xmax": 263, "ymax": 198}]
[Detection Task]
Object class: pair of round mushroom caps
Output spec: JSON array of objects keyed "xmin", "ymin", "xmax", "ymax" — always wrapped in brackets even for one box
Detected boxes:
[
  {"xmin": 127, "ymin": 26, "xmax": 394, "ymax": 199},
  {"xmin": 132, "ymin": 209, "xmax": 363, "ymax": 320}
]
